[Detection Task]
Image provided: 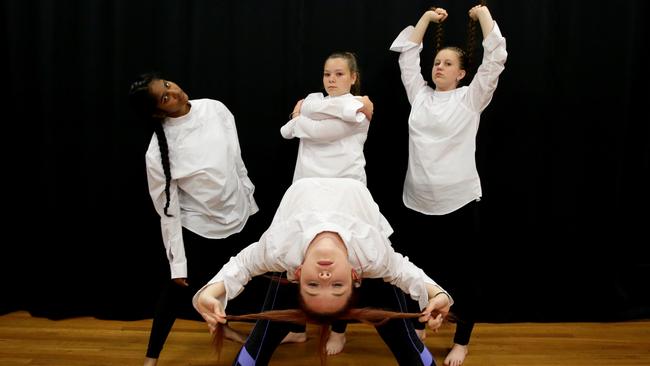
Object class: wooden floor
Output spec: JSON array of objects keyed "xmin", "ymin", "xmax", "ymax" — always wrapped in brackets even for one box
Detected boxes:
[{"xmin": 1, "ymin": 311, "xmax": 649, "ymax": 365}]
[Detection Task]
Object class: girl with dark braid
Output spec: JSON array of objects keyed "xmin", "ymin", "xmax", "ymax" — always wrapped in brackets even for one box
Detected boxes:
[
  {"xmin": 389, "ymin": 4, "xmax": 507, "ymax": 366},
  {"xmin": 128, "ymin": 73, "xmax": 259, "ymax": 366},
  {"xmin": 193, "ymin": 177, "xmax": 453, "ymax": 366}
]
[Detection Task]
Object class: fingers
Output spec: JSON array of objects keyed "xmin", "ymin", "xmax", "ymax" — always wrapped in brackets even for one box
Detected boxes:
[
  {"xmin": 427, "ymin": 313, "xmax": 444, "ymax": 331},
  {"xmin": 434, "ymin": 8, "xmax": 448, "ymax": 23}
]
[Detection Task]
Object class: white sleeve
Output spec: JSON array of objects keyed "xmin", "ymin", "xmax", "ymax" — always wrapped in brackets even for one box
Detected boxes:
[
  {"xmin": 280, "ymin": 115, "xmax": 369, "ymax": 142},
  {"xmin": 464, "ymin": 21, "xmax": 508, "ymax": 113},
  {"xmin": 192, "ymin": 240, "xmax": 285, "ymax": 311},
  {"xmin": 389, "ymin": 26, "xmax": 429, "ymax": 105},
  {"xmin": 301, "ymin": 93, "xmax": 365, "ymax": 123},
  {"xmin": 375, "ymin": 245, "xmax": 453, "ymax": 311},
  {"xmin": 145, "ymin": 150, "xmax": 187, "ymax": 279},
  {"xmin": 220, "ymin": 103, "xmax": 257, "ymax": 205}
]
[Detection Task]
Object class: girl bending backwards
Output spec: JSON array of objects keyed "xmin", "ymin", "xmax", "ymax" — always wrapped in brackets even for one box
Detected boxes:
[
  {"xmin": 194, "ymin": 177, "xmax": 453, "ymax": 366},
  {"xmin": 129, "ymin": 73, "xmax": 259, "ymax": 366},
  {"xmin": 389, "ymin": 4, "xmax": 507, "ymax": 366}
]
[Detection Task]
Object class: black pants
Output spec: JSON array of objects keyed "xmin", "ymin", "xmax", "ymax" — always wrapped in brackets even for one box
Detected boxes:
[
  {"xmin": 146, "ymin": 226, "xmax": 264, "ymax": 359},
  {"xmin": 391, "ymin": 201, "xmax": 481, "ymax": 346},
  {"xmin": 232, "ymin": 274, "xmax": 436, "ymax": 366}
]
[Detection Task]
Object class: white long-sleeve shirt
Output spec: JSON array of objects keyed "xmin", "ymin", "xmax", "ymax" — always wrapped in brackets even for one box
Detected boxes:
[
  {"xmin": 390, "ymin": 22, "xmax": 507, "ymax": 215},
  {"xmin": 192, "ymin": 177, "xmax": 449, "ymax": 312},
  {"xmin": 280, "ymin": 93, "xmax": 370, "ymax": 185},
  {"xmin": 145, "ymin": 99, "xmax": 259, "ymax": 279}
]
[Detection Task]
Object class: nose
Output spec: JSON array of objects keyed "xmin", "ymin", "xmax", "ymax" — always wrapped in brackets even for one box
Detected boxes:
[{"xmin": 319, "ymin": 271, "xmax": 331, "ymax": 279}]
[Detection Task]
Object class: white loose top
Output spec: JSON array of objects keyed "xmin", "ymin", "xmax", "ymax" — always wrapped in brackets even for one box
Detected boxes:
[
  {"xmin": 192, "ymin": 177, "xmax": 448, "ymax": 312},
  {"xmin": 281, "ymin": 93, "xmax": 370, "ymax": 185},
  {"xmin": 390, "ymin": 22, "xmax": 507, "ymax": 215},
  {"xmin": 145, "ymin": 99, "xmax": 258, "ymax": 279}
]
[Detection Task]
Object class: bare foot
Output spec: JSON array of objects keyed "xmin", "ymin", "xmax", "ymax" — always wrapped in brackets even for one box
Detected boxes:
[
  {"xmin": 143, "ymin": 357, "xmax": 158, "ymax": 366},
  {"xmin": 281, "ymin": 331, "xmax": 307, "ymax": 344},
  {"xmin": 415, "ymin": 328, "xmax": 427, "ymax": 340},
  {"xmin": 326, "ymin": 331, "xmax": 346, "ymax": 355},
  {"xmin": 444, "ymin": 344, "xmax": 468, "ymax": 366},
  {"xmin": 223, "ymin": 324, "xmax": 247, "ymax": 343}
]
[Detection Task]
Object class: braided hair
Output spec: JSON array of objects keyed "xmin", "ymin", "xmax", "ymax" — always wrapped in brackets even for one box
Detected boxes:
[
  {"xmin": 464, "ymin": 0, "xmax": 488, "ymax": 82},
  {"xmin": 128, "ymin": 72, "xmax": 174, "ymax": 217}
]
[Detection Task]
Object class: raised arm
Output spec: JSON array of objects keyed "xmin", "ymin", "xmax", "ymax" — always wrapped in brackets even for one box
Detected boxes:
[
  {"xmin": 389, "ymin": 8, "xmax": 448, "ymax": 105},
  {"xmin": 469, "ymin": 5, "xmax": 494, "ymax": 38},
  {"xmin": 464, "ymin": 5, "xmax": 507, "ymax": 112},
  {"xmin": 409, "ymin": 7, "xmax": 448, "ymax": 44}
]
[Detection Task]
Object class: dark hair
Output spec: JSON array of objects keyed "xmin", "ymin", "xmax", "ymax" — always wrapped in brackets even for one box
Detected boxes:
[
  {"xmin": 325, "ymin": 52, "xmax": 361, "ymax": 95},
  {"xmin": 464, "ymin": 0, "xmax": 488, "ymax": 80},
  {"xmin": 128, "ymin": 72, "xmax": 174, "ymax": 217}
]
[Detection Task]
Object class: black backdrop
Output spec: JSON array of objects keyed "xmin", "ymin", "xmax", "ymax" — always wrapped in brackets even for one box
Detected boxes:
[{"xmin": 4, "ymin": 0, "xmax": 649, "ymax": 322}]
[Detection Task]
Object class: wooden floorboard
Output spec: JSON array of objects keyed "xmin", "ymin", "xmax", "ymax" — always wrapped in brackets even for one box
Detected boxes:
[{"xmin": 1, "ymin": 311, "xmax": 649, "ymax": 365}]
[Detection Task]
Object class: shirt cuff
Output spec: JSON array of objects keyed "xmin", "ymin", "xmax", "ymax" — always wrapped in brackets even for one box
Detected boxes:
[
  {"xmin": 342, "ymin": 98, "xmax": 364, "ymax": 122},
  {"xmin": 170, "ymin": 261, "xmax": 187, "ymax": 280},
  {"xmin": 389, "ymin": 26, "xmax": 422, "ymax": 53}
]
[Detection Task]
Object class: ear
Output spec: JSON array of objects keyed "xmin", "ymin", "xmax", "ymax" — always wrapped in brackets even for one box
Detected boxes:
[
  {"xmin": 458, "ymin": 70, "xmax": 467, "ymax": 81},
  {"xmin": 352, "ymin": 268, "xmax": 361, "ymax": 288},
  {"xmin": 294, "ymin": 266, "xmax": 302, "ymax": 280}
]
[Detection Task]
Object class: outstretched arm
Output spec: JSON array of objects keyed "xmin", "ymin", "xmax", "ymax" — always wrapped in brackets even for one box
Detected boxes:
[{"xmin": 408, "ymin": 7, "xmax": 448, "ymax": 44}]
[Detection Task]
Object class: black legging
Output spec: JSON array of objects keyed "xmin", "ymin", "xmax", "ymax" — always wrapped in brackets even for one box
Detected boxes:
[
  {"xmin": 146, "ymin": 227, "xmax": 263, "ymax": 359},
  {"xmin": 232, "ymin": 274, "xmax": 436, "ymax": 366},
  {"xmin": 391, "ymin": 201, "xmax": 480, "ymax": 347}
]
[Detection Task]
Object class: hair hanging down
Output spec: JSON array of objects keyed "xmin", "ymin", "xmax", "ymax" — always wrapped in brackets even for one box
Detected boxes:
[
  {"xmin": 429, "ymin": 7, "xmax": 445, "ymax": 55},
  {"xmin": 211, "ymin": 307, "xmax": 456, "ymax": 366},
  {"xmin": 128, "ymin": 72, "xmax": 174, "ymax": 217},
  {"xmin": 212, "ymin": 308, "xmax": 438, "ymax": 366},
  {"xmin": 326, "ymin": 51, "xmax": 362, "ymax": 95},
  {"xmin": 464, "ymin": 0, "xmax": 488, "ymax": 81}
]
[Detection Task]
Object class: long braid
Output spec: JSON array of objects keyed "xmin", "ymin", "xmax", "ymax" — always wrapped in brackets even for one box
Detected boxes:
[
  {"xmin": 430, "ymin": 6, "xmax": 445, "ymax": 56},
  {"xmin": 435, "ymin": 21, "xmax": 444, "ymax": 55},
  {"xmin": 465, "ymin": 0, "xmax": 487, "ymax": 79},
  {"xmin": 152, "ymin": 121, "xmax": 173, "ymax": 217},
  {"xmin": 128, "ymin": 72, "xmax": 174, "ymax": 217}
]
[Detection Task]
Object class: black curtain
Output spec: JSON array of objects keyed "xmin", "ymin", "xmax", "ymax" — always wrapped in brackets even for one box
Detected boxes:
[{"xmin": 4, "ymin": 0, "xmax": 649, "ymax": 322}]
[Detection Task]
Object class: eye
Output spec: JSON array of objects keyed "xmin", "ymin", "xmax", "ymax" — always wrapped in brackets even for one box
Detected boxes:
[
  {"xmin": 164, "ymin": 81, "xmax": 170, "ymax": 88},
  {"xmin": 307, "ymin": 282, "xmax": 318, "ymax": 288},
  {"xmin": 333, "ymin": 283, "xmax": 343, "ymax": 288},
  {"xmin": 162, "ymin": 95, "xmax": 169, "ymax": 103}
]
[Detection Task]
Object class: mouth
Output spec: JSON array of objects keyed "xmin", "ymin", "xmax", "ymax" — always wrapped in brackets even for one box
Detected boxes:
[{"xmin": 317, "ymin": 260, "xmax": 333, "ymax": 266}]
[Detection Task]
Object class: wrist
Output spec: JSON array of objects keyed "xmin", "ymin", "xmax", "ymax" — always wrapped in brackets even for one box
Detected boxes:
[{"xmin": 431, "ymin": 291, "xmax": 452, "ymax": 306}]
